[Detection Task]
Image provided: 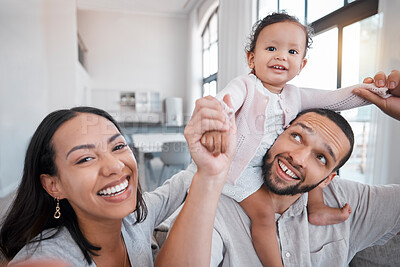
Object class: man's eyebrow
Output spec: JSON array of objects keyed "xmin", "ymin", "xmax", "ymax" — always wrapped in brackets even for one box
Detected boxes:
[
  {"xmin": 323, "ymin": 143, "xmax": 336, "ymax": 162},
  {"xmin": 66, "ymin": 144, "xmax": 95, "ymax": 159},
  {"xmin": 293, "ymin": 122, "xmax": 337, "ymax": 162},
  {"xmin": 292, "ymin": 122, "xmax": 314, "ymax": 133},
  {"xmin": 66, "ymin": 134, "xmax": 121, "ymax": 159}
]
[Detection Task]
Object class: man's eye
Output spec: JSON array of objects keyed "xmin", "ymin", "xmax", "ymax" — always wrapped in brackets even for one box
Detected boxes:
[
  {"xmin": 77, "ymin": 157, "xmax": 93, "ymax": 164},
  {"xmin": 291, "ymin": 133, "xmax": 301, "ymax": 143},
  {"xmin": 266, "ymin": 47, "xmax": 276, "ymax": 52},
  {"xmin": 113, "ymin": 144, "xmax": 127, "ymax": 151},
  {"xmin": 317, "ymin": 155, "xmax": 327, "ymax": 165}
]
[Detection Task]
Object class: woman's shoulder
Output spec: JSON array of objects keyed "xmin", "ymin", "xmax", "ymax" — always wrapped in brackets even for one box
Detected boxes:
[{"xmin": 10, "ymin": 227, "xmax": 91, "ymax": 266}]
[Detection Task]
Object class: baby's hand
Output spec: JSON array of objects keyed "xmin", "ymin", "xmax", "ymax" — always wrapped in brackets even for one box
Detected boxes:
[{"xmin": 201, "ymin": 131, "xmax": 229, "ymax": 156}]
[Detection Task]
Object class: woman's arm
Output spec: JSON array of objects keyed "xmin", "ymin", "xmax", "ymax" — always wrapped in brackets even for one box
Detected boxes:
[{"xmin": 154, "ymin": 95, "xmax": 237, "ymax": 267}]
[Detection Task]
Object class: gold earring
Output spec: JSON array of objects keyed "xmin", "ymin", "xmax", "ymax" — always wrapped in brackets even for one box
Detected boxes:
[{"xmin": 54, "ymin": 198, "xmax": 61, "ymax": 219}]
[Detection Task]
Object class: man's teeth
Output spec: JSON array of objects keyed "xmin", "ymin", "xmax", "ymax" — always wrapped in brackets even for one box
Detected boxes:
[
  {"xmin": 98, "ymin": 179, "xmax": 129, "ymax": 197},
  {"xmin": 273, "ymin": 66, "xmax": 285, "ymax": 70},
  {"xmin": 278, "ymin": 160, "xmax": 299, "ymax": 179}
]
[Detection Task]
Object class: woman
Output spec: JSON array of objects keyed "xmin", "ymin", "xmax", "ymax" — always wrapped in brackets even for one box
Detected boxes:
[{"xmin": 0, "ymin": 95, "xmax": 236, "ymax": 266}]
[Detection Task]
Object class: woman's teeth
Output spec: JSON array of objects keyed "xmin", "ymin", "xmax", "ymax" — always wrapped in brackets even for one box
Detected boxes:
[
  {"xmin": 278, "ymin": 160, "xmax": 299, "ymax": 179},
  {"xmin": 98, "ymin": 179, "xmax": 129, "ymax": 197}
]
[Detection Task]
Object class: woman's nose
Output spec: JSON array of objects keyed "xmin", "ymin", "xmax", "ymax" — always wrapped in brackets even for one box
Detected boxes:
[{"xmin": 101, "ymin": 153, "xmax": 125, "ymax": 177}]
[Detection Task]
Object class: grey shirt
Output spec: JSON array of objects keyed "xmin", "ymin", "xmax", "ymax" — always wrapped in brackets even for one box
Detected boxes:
[
  {"xmin": 211, "ymin": 179, "xmax": 400, "ymax": 267},
  {"xmin": 10, "ymin": 164, "xmax": 196, "ymax": 266}
]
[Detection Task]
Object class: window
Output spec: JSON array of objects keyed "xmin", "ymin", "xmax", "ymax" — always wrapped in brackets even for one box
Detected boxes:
[
  {"xmin": 202, "ymin": 10, "xmax": 218, "ymax": 97},
  {"xmin": 257, "ymin": 0, "xmax": 380, "ymax": 183}
]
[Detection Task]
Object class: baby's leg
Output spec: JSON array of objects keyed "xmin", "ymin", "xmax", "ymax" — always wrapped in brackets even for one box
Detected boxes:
[
  {"xmin": 240, "ymin": 186, "xmax": 283, "ymax": 267},
  {"xmin": 307, "ymin": 187, "xmax": 352, "ymax": 225}
]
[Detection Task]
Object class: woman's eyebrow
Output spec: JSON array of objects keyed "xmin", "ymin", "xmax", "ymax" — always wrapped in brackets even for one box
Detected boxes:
[
  {"xmin": 65, "ymin": 134, "xmax": 121, "ymax": 159},
  {"xmin": 108, "ymin": 133, "xmax": 121, "ymax": 144},
  {"xmin": 66, "ymin": 144, "xmax": 95, "ymax": 159}
]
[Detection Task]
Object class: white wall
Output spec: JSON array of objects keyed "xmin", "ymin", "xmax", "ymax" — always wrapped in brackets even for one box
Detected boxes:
[
  {"xmin": 77, "ymin": 10, "xmax": 188, "ymax": 113},
  {"xmin": 0, "ymin": 0, "xmax": 80, "ymax": 197}
]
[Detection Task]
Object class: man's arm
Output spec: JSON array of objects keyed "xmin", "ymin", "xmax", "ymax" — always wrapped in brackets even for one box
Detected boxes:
[
  {"xmin": 332, "ymin": 180, "xmax": 400, "ymax": 253},
  {"xmin": 353, "ymin": 70, "xmax": 400, "ymax": 120}
]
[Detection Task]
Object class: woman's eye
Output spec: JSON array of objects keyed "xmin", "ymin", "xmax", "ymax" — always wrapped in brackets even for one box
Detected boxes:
[
  {"xmin": 266, "ymin": 47, "xmax": 276, "ymax": 52},
  {"xmin": 113, "ymin": 144, "xmax": 127, "ymax": 151},
  {"xmin": 317, "ymin": 155, "xmax": 327, "ymax": 165},
  {"xmin": 289, "ymin": 49, "xmax": 298, "ymax": 55},
  {"xmin": 291, "ymin": 133, "xmax": 301, "ymax": 143},
  {"xmin": 76, "ymin": 157, "xmax": 93, "ymax": 164}
]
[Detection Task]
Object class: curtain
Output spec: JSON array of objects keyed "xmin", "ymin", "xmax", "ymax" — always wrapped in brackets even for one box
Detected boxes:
[
  {"xmin": 217, "ymin": 0, "xmax": 257, "ymax": 90},
  {"xmin": 369, "ymin": 0, "xmax": 400, "ymax": 184}
]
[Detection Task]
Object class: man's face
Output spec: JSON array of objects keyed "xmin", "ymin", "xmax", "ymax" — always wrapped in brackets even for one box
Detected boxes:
[{"xmin": 262, "ymin": 112, "xmax": 351, "ymax": 196}]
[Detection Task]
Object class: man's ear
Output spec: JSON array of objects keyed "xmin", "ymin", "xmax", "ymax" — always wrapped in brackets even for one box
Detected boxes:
[
  {"xmin": 247, "ymin": 52, "xmax": 255, "ymax": 69},
  {"xmin": 318, "ymin": 172, "xmax": 337, "ymax": 189},
  {"xmin": 40, "ymin": 174, "xmax": 65, "ymax": 199}
]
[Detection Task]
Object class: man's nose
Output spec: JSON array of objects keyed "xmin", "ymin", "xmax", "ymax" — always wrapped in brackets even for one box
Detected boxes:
[
  {"xmin": 101, "ymin": 153, "xmax": 125, "ymax": 177},
  {"xmin": 288, "ymin": 147, "xmax": 310, "ymax": 168}
]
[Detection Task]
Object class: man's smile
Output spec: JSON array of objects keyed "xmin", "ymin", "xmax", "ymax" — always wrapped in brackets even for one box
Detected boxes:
[{"xmin": 278, "ymin": 159, "xmax": 299, "ymax": 180}]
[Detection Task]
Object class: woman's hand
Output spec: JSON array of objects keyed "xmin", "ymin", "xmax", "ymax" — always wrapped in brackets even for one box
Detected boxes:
[
  {"xmin": 354, "ymin": 70, "xmax": 400, "ymax": 120},
  {"xmin": 184, "ymin": 94, "xmax": 237, "ymax": 179}
]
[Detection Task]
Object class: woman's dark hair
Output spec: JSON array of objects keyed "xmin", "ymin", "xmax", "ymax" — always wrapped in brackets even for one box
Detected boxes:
[
  {"xmin": 0, "ymin": 106, "xmax": 147, "ymax": 263},
  {"xmin": 246, "ymin": 12, "xmax": 313, "ymax": 57}
]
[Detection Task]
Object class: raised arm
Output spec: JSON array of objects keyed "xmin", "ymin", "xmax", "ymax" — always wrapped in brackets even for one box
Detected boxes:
[
  {"xmin": 353, "ymin": 70, "xmax": 400, "ymax": 120},
  {"xmin": 154, "ymin": 95, "xmax": 237, "ymax": 267}
]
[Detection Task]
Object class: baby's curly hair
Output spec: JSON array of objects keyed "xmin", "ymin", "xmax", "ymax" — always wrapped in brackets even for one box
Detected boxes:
[{"xmin": 246, "ymin": 12, "xmax": 314, "ymax": 57}]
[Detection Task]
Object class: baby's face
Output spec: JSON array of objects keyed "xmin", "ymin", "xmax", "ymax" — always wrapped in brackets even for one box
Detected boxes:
[{"xmin": 247, "ymin": 21, "xmax": 308, "ymax": 93}]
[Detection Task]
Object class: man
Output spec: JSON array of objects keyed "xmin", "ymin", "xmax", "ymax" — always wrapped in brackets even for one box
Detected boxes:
[
  {"xmin": 210, "ymin": 108, "xmax": 400, "ymax": 266},
  {"xmin": 156, "ymin": 71, "xmax": 400, "ymax": 266}
]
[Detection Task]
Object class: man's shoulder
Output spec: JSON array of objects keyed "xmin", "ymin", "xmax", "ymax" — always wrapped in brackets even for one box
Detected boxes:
[{"xmin": 323, "ymin": 179, "xmax": 365, "ymax": 205}]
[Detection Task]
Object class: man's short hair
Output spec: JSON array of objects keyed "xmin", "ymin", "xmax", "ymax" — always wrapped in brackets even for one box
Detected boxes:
[{"xmin": 292, "ymin": 109, "xmax": 354, "ymax": 171}]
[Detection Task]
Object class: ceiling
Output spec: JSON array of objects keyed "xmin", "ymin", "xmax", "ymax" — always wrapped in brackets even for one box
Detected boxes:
[{"xmin": 77, "ymin": 0, "xmax": 200, "ymax": 16}]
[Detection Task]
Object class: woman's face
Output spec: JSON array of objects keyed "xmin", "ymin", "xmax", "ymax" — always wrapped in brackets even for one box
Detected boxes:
[{"xmin": 48, "ymin": 113, "xmax": 138, "ymax": 222}]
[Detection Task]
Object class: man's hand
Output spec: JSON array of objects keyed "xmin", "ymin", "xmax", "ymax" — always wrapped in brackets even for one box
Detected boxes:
[
  {"xmin": 363, "ymin": 70, "xmax": 400, "ymax": 96},
  {"xmin": 354, "ymin": 70, "xmax": 400, "ymax": 120}
]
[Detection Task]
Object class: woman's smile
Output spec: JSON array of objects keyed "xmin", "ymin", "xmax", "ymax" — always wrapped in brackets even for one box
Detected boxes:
[{"xmin": 97, "ymin": 175, "xmax": 133, "ymax": 204}]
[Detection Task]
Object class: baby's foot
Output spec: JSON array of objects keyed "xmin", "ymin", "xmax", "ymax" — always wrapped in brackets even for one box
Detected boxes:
[{"xmin": 308, "ymin": 203, "xmax": 352, "ymax": 226}]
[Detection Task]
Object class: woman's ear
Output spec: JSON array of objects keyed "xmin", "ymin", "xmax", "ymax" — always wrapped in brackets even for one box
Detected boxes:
[
  {"xmin": 318, "ymin": 172, "xmax": 337, "ymax": 189},
  {"xmin": 247, "ymin": 52, "xmax": 255, "ymax": 69},
  {"xmin": 40, "ymin": 174, "xmax": 65, "ymax": 199}
]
